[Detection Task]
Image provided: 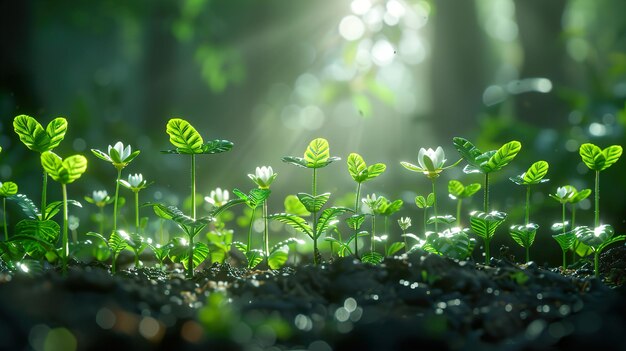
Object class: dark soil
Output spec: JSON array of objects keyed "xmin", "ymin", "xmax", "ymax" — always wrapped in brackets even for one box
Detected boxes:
[{"xmin": 1, "ymin": 246, "xmax": 626, "ymax": 351}]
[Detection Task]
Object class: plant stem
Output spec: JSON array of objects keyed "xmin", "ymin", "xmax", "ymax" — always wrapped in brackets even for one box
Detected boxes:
[
  {"xmin": 594, "ymin": 250, "xmax": 599, "ymax": 277},
  {"xmin": 187, "ymin": 230, "xmax": 194, "ymax": 279},
  {"xmin": 354, "ymin": 182, "xmax": 362, "ymax": 258},
  {"xmin": 99, "ymin": 206, "xmax": 104, "ymax": 235},
  {"xmin": 41, "ymin": 171, "xmax": 48, "ymax": 217},
  {"xmin": 432, "ymin": 179, "xmax": 438, "ymax": 233},
  {"xmin": 484, "ymin": 173, "xmax": 490, "ymax": 213},
  {"xmin": 484, "ymin": 237, "xmax": 490, "ymax": 265},
  {"xmin": 263, "ymin": 199, "xmax": 269, "ymax": 264},
  {"xmin": 62, "ymin": 183, "xmax": 69, "ymax": 274},
  {"xmin": 312, "ymin": 168, "xmax": 319, "ymax": 265},
  {"xmin": 562, "ymin": 250, "xmax": 567, "ymax": 270},
  {"xmin": 113, "ymin": 168, "xmax": 122, "ymax": 233},
  {"xmin": 594, "ymin": 170, "xmax": 599, "ymax": 228},
  {"xmin": 134, "ymin": 191, "xmax": 140, "ymax": 235},
  {"xmin": 423, "ymin": 208, "xmax": 428, "ymax": 236},
  {"xmin": 525, "ymin": 246, "xmax": 530, "ymax": 263},
  {"xmin": 525, "ymin": 186, "xmax": 530, "ymax": 225},
  {"xmin": 191, "ymin": 154, "xmax": 196, "ymax": 220},
  {"xmin": 562, "ymin": 203, "xmax": 566, "ymax": 235},
  {"xmin": 403, "ymin": 229, "xmax": 408, "ymax": 253},
  {"xmin": 571, "ymin": 206, "xmax": 577, "ymax": 263},
  {"xmin": 3, "ymin": 197, "xmax": 7, "ymax": 241},
  {"xmin": 456, "ymin": 199, "xmax": 462, "ymax": 227},
  {"xmin": 371, "ymin": 216, "xmax": 376, "ymax": 252},
  {"xmin": 247, "ymin": 208, "xmax": 256, "ymax": 252}
]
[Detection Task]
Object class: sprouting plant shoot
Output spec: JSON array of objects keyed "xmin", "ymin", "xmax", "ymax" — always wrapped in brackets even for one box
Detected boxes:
[
  {"xmin": 271, "ymin": 138, "xmax": 348, "ymax": 265},
  {"xmin": 565, "ymin": 186, "xmax": 592, "ymax": 263},
  {"xmin": 85, "ymin": 190, "xmax": 114, "ymax": 235},
  {"xmin": 248, "ymin": 166, "xmax": 278, "ymax": 265},
  {"xmin": 401, "ymin": 146, "xmax": 460, "ymax": 234},
  {"xmin": 119, "ymin": 173, "xmax": 150, "ymax": 235},
  {"xmin": 13, "ymin": 115, "xmax": 68, "ymax": 219},
  {"xmin": 453, "ymin": 137, "xmax": 521, "ymax": 264},
  {"xmin": 232, "ymin": 187, "xmax": 271, "ymax": 269},
  {"xmin": 550, "ymin": 186, "xmax": 575, "ymax": 270},
  {"xmin": 40, "ymin": 151, "xmax": 87, "ymax": 273},
  {"xmin": 160, "ymin": 118, "xmax": 233, "ymax": 277},
  {"xmin": 91, "ymin": 141, "xmax": 140, "ymax": 233},
  {"xmin": 346, "ymin": 153, "xmax": 386, "ymax": 257},
  {"xmin": 448, "ymin": 180, "xmax": 481, "ymax": 227},
  {"xmin": 415, "ymin": 193, "xmax": 434, "ymax": 234},
  {"xmin": 509, "ymin": 160, "xmax": 549, "ymax": 262},
  {"xmin": 0, "ymin": 181, "xmax": 19, "ymax": 240},
  {"xmin": 398, "ymin": 217, "xmax": 411, "ymax": 253}
]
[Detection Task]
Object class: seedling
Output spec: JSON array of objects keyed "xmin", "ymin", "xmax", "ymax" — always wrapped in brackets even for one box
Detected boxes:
[
  {"xmin": 248, "ymin": 166, "xmax": 278, "ymax": 264},
  {"xmin": 509, "ymin": 161, "xmax": 549, "ymax": 262},
  {"xmin": 40, "ymin": 151, "xmax": 87, "ymax": 273},
  {"xmin": 346, "ymin": 153, "xmax": 386, "ymax": 257},
  {"xmin": 91, "ymin": 142, "xmax": 140, "ymax": 232},
  {"xmin": 230, "ymin": 187, "xmax": 271, "ymax": 269},
  {"xmin": 565, "ymin": 186, "xmax": 592, "ymax": 262},
  {"xmin": 398, "ymin": 217, "xmax": 411, "ymax": 253},
  {"xmin": 550, "ymin": 186, "xmax": 576, "ymax": 269},
  {"xmin": 415, "ymin": 193, "xmax": 435, "ymax": 233},
  {"xmin": 272, "ymin": 138, "xmax": 348, "ymax": 265},
  {"xmin": 422, "ymin": 227, "xmax": 475, "ymax": 260},
  {"xmin": 453, "ymin": 137, "xmax": 521, "ymax": 264},
  {"xmin": 0, "ymin": 181, "xmax": 19, "ymax": 240},
  {"xmin": 87, "ymin": 231, "xmax": 129, "ymax": 273},
  {"xmin": 84, "ymin": 190, "xmax": 114, "ymax": 235},
  {"xmin": 119, "ymin": 173, "xmax": 150, "ymax": 235},
  {"xmin": 13, "ymin": 115, "xmax": 67, "ymax": 218},
  {"xmin": 448, "ymin": 180, "xmax": 481, "ymax": 227}
]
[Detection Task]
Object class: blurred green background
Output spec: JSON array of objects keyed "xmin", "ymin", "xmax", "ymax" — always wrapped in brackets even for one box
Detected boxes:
[{"xmin": 1, "ymin": 0, "xmax": 625, "ymax": 265}]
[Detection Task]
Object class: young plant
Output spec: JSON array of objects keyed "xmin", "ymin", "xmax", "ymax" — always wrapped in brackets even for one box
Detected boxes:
[
  {"xmin": 230, "ymin": 187, "xmax": 271, "ymax": 269},
  {"xmin": 87, "ymin": 231, "xmax": 129, "ymax": 273},
  {"xmin": 248, "ymin": 166, "xmax": 278, "ymax": 265},
  {"xmin": 272, "ymin": 138, "xmax": 348, "ymax": 265},
  {"xmin": 13, "ymin": 115, "xmax": 67, "ymax": 217},
  {"xmin": 509, "ymin": 160, "xmax": 549, "ymax": 262},
  {"xmin": 550, "ymin": 186, "xmax": 575, "ymax": 270},
  {"xmin": 401, "ymin": 146, "xmax": 460, "ymax": 233},
  {"xmin": 422, "ymin": 227, "xmax": 475, "ymax": 260},
  {"xmin": 0, "ymin": 181, "xmax": 19, "ymax": 240},
  {"xmin": 448, "ymin": 180, "xmax": 481, "ymax": 227},
  {"xmin": 574, "ymin": 225, "xmax": 626, "ymax": 278},
  {"xmin": 398, "ymin": 217, "xmax": 411, "ymax": 253},
  {"xmin": 565, "ymin": 186, "xmax": 592, "ymax": 262},
  {"xmin": 91, "ymin": 142, "xmax": 140, "ymax": 232},
  {"xmin": 415, "ymin": 193, "xmax": 435, "ymax": 234},
  {"xmin": 453, "ymin": 137, "xmax": 521, "ymax": 264},
  {"xmin": 346, "ymin": 153, "xmax": 386, "ymax": 257},
  {"xmin": 40, "ymin": 151, "xmax": 87, "ymax": 273},
  {"xmin": 119, "ymin": 173, "xmax": 150, "ymax": 235},
  {"xmin": 84, "ymin": 190, "xmax": 114, "ymax": 235}
]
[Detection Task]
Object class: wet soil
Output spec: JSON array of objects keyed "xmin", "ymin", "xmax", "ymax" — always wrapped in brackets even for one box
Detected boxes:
[{"xmin": 1, "ymin": 246, "xmax": 625, "ymax": 351}]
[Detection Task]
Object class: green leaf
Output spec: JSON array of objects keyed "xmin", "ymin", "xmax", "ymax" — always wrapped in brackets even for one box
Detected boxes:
[
  {"xmin": 482, "ymin": 140, "xmax": 521, "ymax": 173},
  {"xmin": 233, "ymin": 188, "xmax": 270, "ymax": 209},
  {"xmin": 579, "ymin": 143, "xmax": 605, "ymax": 171},
  {"xmin": 601, "ymin": 145, "xmax": 622, "ymax": 170},
  {"xmin": 347, "ymin": 153, "xmax": 367, "ymax": 182},
  {"xmin": 14, "ymin": 219, "xmax": 60, "ymax": 258},
  {"xmin": 427, "ymin": 215, "xmax": 456, "ymax": 225},
  {"xmin": 165, "ymin": 118, "xmax": 204, "ymax": 154},
  {"xmin": 41, "ymin": 152, "xmax": 87, "ymax": 184},
  {"xmin": 346, "ymin": 214, "xmax": 366, "ymax": 230},
  {"xmin": 245, "ymin": 249, "xmax": 264, "ymax": 269},
  {"xmin": 201, "ymin": 139, "xmax": 234, "ymax": 154},
  {"xmin": 0, "ymin": 182, "xmax": 18, "ymax": 197},
  {"xmin": 463, "ymin": 183, "xmax": 481, "ymax": 197},
  {"xmin": 509, "ymin": 223, "xmax": 539, "ymax": 249},
  {"xmin": 297, "ymin": 192, "xmax": 330, "ymax": 213},
  {"xmin": 379, "ymin": 199, "xmax": 403, "ymax": 216},
  {"xmin": 361, "ymin": 251, "xmax": 384, "ymax": 264},
  {"xmin": 469, "ymin": 211, "xmax": 507, "ymax": 240},
  {"xmin": 426, "ymin": 229, "xmax": 474, "ymax": 260},
  {"xmin": 574, "ymin": 225, "xmax": 614, "ymax": 248},
  {"xmin": 7, "ymin": 194, "xmax": 40, "ymax": 219},
  {"xmin": 386, "ymin": 242, "xmax": 405, "ymax": 257},
  {"xmin": 522, "ymin": 161, "xmax": 549, "ymax": 184},
  {"xmin": 284, "ymin": 195, "xmax": 310, "ymax": 216},
  {"xmin": 268, "ymin": 249, "xmax": 289, "ymax": 269},
  {"xmin": 303, "ymin": 138, "xmax": 339, "ymax": 168},
  {"xmin": 452, "ymin": 137, "xmax": 484, "ymax": 169},
  {"xmin": 400, "ymin": 161, "xmax": 425, "ymax": 173},
  {"xmin": 415, "ymin": 195, "xmax": 428, "ymax": 209},
  {"xmin": 13, "ymin": 115, "xmax": 67, "ymax": 153},
  {"xmin": 109, "ymin": 231, "xmax": 129, "ymax": 255},
  {"xmin": 597, "ymin": 234, "xmax": 626, "ymax": 253},
  {"xmin": 448, "ymin": 180, "xmax": 464, "ymax": 199},
  {"xmin": 366, "ymin": 163, "xmax": 386, "ymax": 181},
  {"xmin": 281, "ymin": 156, "xmax": 309, "ymax": 168},
  {"xmin": 569, "ymin": 188, "xmax": 591, "ymax": 203},
  {"xmin": 269, "ymin": 213, "xmax": 312, "ymax": 238},
  {"xmin": 316, "ymin": 207, "xmax": 351, "ymax": 239},
  {"xmin": 426, "ymin": 193, "xmax": 435, "ymax": 207},
  {"xmin": 552, "ymin": 231, "xmax": 576, "ymax": 252}
]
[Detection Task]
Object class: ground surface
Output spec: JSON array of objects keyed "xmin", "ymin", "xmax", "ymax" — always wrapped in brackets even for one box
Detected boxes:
[{"xmin": 1, "ymin": 247, "xmax": 625, "ymax": 351}]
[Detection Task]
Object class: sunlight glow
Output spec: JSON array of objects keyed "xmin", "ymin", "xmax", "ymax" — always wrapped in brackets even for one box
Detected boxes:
[
  {"xmin": 339, "ymin": 15, "xmax": 366, "ymax": 41},
  {"xmin": 371, "ymin": 39, "xmax": 395, "ymax": 66}
]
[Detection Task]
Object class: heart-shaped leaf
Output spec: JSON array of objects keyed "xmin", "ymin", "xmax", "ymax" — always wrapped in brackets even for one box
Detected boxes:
[
  {"xmin": 601, "ymin": 145, "xmax": 622, "ymax": 170},
  {"xmin": 346, "ymin": 214, "xmax": 366, "ymax": 230},
  {"xmin": 509, "ymin": 223, "xmax": 539, "ymax": 248},
  {"xmin": 366, "ymin": 163, "xmax": 386, "ymax": 181},
  {"xmin": 304, "ymin": 138, "xmax": 330, "ymax": 167},
  {"xmin": 520, "ymin": 161, "xmax": 549, "ymax": 185},
  {"xmin": 574, "ymin": 225, "xmax": 614, "ymax": 248},
  {"xmin": 415, "ymin": 195, "xmax": 428, "ymax": 209},
  {"xmin": 347, "ymin": 153, "xmax": 367, "ymax": 182},
  {"xmin": 552, "ymin": 231, "xmax": 576, "ymax": 252},
  {"xmin": 579, "ymin": 143, "xmax": 604, "ymax": 171},
  {"xmin": 0, "ymin": 182, "xmax": 18, "ymax": 197},
  {"xmin": 15, "ymin": 219, "xmax": 60, "ymax": 258},
  {"xmin": 41, "ymin": 152, "xmax": 87, "ymax": 184},
  {"xmin": 165, "ymin": 118, "xmax": 204, "ymax": 154},
  {"xmin": 297, "ymin": 192, "xmax": 330, "ymax": 213},
  {"xmin": 482, "ymin": 140, "xmax": 521, "ymax": 173},
  {"xmin": 268, "ymin": 248, "xmax": 289, "ymax": 269},
  {"xmin": 245, "ymin": 249, "xmax": 264, "ymax": 269},
  {"xmin": 469, "ymin": 211, "xmax": 507, "ymax": 240},
  {"xmin": 13, "ymin": 115, "xmax": 67, "ymax": 153},
  {"xmin": 361, "ymin": 251, "xmax": 384, "ymax": 264}
]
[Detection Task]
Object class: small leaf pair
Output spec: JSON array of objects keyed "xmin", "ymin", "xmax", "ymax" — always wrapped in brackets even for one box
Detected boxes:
[{"xmin": 283, "ymin": 138, "xmax": 340, "ymax": 169}]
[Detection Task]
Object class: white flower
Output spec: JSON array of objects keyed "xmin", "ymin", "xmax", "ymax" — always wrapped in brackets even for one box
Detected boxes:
[
  {"xmin": 92, "ymin": 141, "xmax": 139, "ymax": 170},
  {"xmin": 248, "ymin": 166, "xmax": 277, "ymax": 189},
  {"xmin": 108, "ymin": 141, "xmax": 132, "ymax": 162},
  {"xmin": 550, "ymin": 186, "xmax": 574, "ymax": 204},
  {"xmin": 205, "ymin": 187, "xmax": 230, "ymax": 207},
  {"xmin": 418, "ymin": 147, "xmax": 446, "ymax": 172},
  {"xmin": 128, "ymin": 173, "xmax": 144, "ymax": 188},
  {"xmin": 92, "ymin": 190, "xmax": 109, "ymax": 203},
  {"xmin": 398, "ymin": 217, "xmax": 412, "ymax": 231}
]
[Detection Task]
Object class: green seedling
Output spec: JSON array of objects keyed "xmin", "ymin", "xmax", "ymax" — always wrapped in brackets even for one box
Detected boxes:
[
  {"xmin": 325, "ymin": 220, "xmax": 368, "ymax": 258},
  {"xmin": 119, "ymin": 173, "xmax": 150, "ymax": 235},
  {"xmin": 574, "ymin": 225, "xmax": 626, "ymax": 277},
  {"xmin": 248, "ymin": 166, "xmax": 278, "ymax": 265},
  {"xmin": 565, "ymin": 186, "xmax": 592, "ymax": 262},
  {"xmin": 378, "ymin": 196, "xmax": 403, "ymax": 250},
  {"xmin": 87, "ymin": 231, "xmax": 128, "ymax": 272},
  {"xmin": 550, "ymin": 186, "xmax": 576, "ymax": 270},
  {"xmin": 84, "ymin": 190, "xmax": 114, "ymax": 236},
  {"xmin": 274, "ymin": 138, "xmax": 347, "ymax": 265},
  {"xmin": 448, "ymin": 180, "xmax": 481, "ymax": 227},
  {"xmin": 509, "ymin": 161, "xmax": 549, "ymax": 262},
  {"xmin": 148, "ymin": 241, "xmax": 174, "ymax": 269},
  {"xmin": 401, "ymin": 146, "xmax": 460, "ymax": 233},
  {"xmin": 347, "ymin": 153, "xmax": 386, "ymax": 257},
  {"xmin": 362, "ymin": 193, "xmax": 384, "ymax": 252},
  {"xmin": 453, "ymin": 137, "xmax": 521, "ymax": 264},
  {"xmin": 91, "ymin": 141, "xmax": 140, "ymax": 232},
  {"xmin": 422, "ymin": 227, "xmax": 475, "ymax": 260},
  {"xmin": 40, "ymin": 151, "xmax": 87, "ymax": 273},
  {"xmin": 229, "ymin": 187, "xmax": 271, "ymax": 269},
  {"xmin": 415, "ymin": 193, "xmax": 435, "ymax": 233},
  {"xmin": 13, "ymin": 115, "xmax": 68, "ymax": 218},
  {"xmin": 398, "ymin": 217, "xmax": 411, "ymax": 253},
  {"xmin": 1, "ymin": 181, "xmax": 19, "ymax": 240}
]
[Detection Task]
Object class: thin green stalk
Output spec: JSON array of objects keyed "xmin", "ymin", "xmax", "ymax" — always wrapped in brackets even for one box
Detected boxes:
[
  {"xmin": 525, "ymin": 246, "xmax": 530, "ymax": 263},
  {"xmin": 134, "ymin": 191, "xmax": 140, "ymax": 234},
  {"xmin": 62, "ymin": 183, "xmax": 69, "ymax": 274},
  {"xmin": 525, "ymin": 186, "xmax": 530, "ymax": 225},
  {"xmin": 594, "ymin": 251, "xmax": 599, "ymax": 277},
  {"xmin": 432, "ymin": 179, "xmax": 438, "ymax": 233},
  {"xmin": 134, "ymin": 248, "xmax": 140, "ymax": 268},
  {"xmin": 263, "ymin": 199, "xmax": 269, "ymax": 263},
  {"xmin": 41, "ymin": 171, "xmax": 48, "ymax": 218},
  {"xmin": 483, "ymin": 173, "xmax": 490, "ymax": 265},
  {"xmin": 312, "ymin": 168, "xmax": 319, "ymax": 265},
  {"xmin": 99, "ymin": 206, "xmax": 104, "ymax": 235},
  {"xmin": 562, "ymin": 203, "xmax": 566, "ymax": 235},
  {"xmin": 571, "ymin": 206, "xmax": 577, "ymax": 263},
  {"xmin": 354, "ymin": 182, "xmax": 362, "ymax": 258},
  {"xmin": 562, "ymin": 250, "xmax": 567, "ymax": 270},
  {"xmin": 402, "ymin": 229, "xmax": 408, "ymax": 253},
  {"xmin": 247, "ymin": 208, "xmax": 256, "ymax": 252},
  {"xmin": 456, "ymin": 199, "xmax": 462, "ymax": 227},
  {"xmin": 371, "ymin": 216, "xmax": 376, "ymax": 252},
  {"xmin": 3, "ymin": 197, "xmax": 7, "ymax": 241},
  {"xmin": 187, "ymin": 229, "xmax": 194, "ymax": 278},
  {"xmin": 423, "ymin": 208, "xmax": 428, "ymax": 235},
  {"xmin": 191, "ymin": 154, "xmax": 197, "ymax": 220},
  {"xmin": 594, "ymin": 170, "xmax": 599, "ymax": 227},
  {"xmin": 112, "ymin": 168, "xmax": 122, "ymax": 233}
]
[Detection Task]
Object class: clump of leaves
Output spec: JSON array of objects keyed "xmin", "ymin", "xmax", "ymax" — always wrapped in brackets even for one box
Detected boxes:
[
  {"xmin": 422, "ymin": 227, "xmax": 475, "ymax": 260},
  {"xmin": 509, "ymin": 160, "xmax": 549, "ymax": 262},
  {"xmin": 271, "ymin": 138, "xmax": 349, "ymax": 265},
  {"xmin": 346, "ymin": 153, "xmax": 386, "ymax": 257},
  {"xmin": 453, "ymin": 137, "xmax": 521, "ymax": 264},
  {"xmin": 448, "ymin": 180, "xmax": 481, "ymax": 227}
]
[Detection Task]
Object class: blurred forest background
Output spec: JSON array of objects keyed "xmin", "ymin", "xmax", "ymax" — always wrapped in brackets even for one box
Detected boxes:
[{"xmin": 1, "ymin": 0, "xmax": 625, "ymax": 265}]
